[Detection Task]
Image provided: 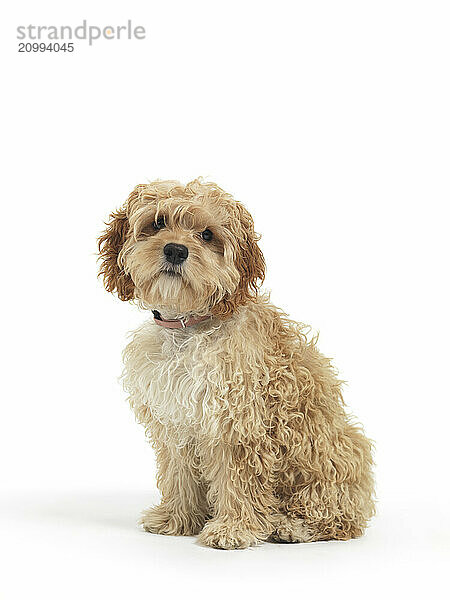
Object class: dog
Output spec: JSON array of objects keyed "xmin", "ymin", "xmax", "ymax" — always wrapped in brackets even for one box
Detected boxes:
[{"xmin": 98, "ymin": 178, "xmax": 375, "ymax": 549}]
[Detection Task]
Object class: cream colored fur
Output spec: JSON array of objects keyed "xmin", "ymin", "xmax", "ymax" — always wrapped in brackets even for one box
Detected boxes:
[{"xmin": 98, "ymin": 179, "xmax": 375, "ymax": 549}]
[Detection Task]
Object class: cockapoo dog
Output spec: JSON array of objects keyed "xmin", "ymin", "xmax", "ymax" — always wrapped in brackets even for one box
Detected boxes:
[{"xmin": 98, "ymin": 179, "xmax": 375, "ymax": 549}]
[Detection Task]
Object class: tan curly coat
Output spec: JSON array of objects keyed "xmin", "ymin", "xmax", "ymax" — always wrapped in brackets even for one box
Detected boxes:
[{"xmin": 98, "ymin": 179, "xmax": 375, "ymax": 549}]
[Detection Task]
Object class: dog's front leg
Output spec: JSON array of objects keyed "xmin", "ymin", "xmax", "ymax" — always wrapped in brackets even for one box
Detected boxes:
[
  {"xmin": 197, "ymin": 440, "xmax": 276, "ymax": 549},
  {"xmin": 140, "ymin": 439, "xmax": 208, "ymax": 536}
]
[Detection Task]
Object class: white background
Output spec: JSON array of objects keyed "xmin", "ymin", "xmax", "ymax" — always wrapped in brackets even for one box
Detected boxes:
[{"xmin": 1, "ymin": 1, "xmax": 449, "ymax": 598}]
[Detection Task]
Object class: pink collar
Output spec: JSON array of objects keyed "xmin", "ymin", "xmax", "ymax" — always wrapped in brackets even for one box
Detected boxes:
[{"xmin": 152, "ymin": 310, "xmax": 212, "ymax": 329}]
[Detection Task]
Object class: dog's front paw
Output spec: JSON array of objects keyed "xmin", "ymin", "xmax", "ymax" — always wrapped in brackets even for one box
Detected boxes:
[
  {"xmin": 269, "ymin": 514, "xmax": 315, "ymax": 543},
  {"xmin": 140, "ymin": 505, "xmax": 203, "ymax": 536},
  {"xmin": 197, "ymin": 520, "xmax": 261, "ymax": 549}
]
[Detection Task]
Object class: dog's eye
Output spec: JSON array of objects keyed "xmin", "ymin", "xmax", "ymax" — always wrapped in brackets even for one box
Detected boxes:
[
  {"xmin": 153, "ymin": 216, "xmax": 165, "ymax": 231},
  {"xmin": 201, "ymin": 229, "xmax": 213, "ymax": 242}
]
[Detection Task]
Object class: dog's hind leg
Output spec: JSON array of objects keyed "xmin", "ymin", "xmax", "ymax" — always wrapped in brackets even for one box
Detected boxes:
[{"xmin": 272, "ymin": 476, "xmax": 375, "ymax": 543}]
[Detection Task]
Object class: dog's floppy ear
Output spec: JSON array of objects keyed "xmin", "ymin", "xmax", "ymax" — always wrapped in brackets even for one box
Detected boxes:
[
  {"xmin": 234, "ymin": 201, "xmax": 265, "ymax": 297},
  {"xmin": 98, "ymin": 206, "xmax": 135, "ymax": 301},
  {"xmin": 214, "ymin": 201, "xmax": 265, "ymax": 317}
]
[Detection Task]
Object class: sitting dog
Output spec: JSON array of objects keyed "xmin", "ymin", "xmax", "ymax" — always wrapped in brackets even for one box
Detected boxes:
[{"xmin": 98, "ymin": 178, "xmax": 375, "ymax": 549}]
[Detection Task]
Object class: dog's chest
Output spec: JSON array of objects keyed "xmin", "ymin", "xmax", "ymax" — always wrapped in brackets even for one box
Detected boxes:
[
  {"xmin": 124, "ymin": 324, "xmax": 224, "ymax": 444},
  {"xmin": 150, "ymin": 336, "xmax": 208, "ymax": 430}
]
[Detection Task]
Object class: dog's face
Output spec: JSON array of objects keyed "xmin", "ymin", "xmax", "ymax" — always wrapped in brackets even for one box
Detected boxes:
[{"xmin": 98, "ymin": 180, "xmax": 265, "ymax": 317}]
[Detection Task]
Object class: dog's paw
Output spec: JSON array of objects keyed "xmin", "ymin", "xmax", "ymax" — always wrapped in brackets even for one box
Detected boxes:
[
  {"xmin": 269, "ymin": 514, "xmax": 315, "ymax": 543},
  {"xmin": 140, "ymin": 505, "xmax": 203, "ymax": 536},
  {"xmin": 197, "ymin": 520, "xmax": 261, "ymax": 550}
]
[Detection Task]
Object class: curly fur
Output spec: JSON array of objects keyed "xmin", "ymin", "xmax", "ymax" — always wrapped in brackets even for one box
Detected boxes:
[{"xmin": 98, "ymin": 178, "xmax": 375, "ymax": 549}]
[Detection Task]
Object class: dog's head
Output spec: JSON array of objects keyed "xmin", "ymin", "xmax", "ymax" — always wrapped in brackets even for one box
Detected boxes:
[{"xmin": 98, "ymin": 179, "xmax": 265, "ymax": 317}]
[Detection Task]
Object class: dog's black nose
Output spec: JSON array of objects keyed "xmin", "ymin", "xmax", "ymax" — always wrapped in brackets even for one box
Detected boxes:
[{"xmin": 163, "ymin": 243, "xmax": 189, "ymax": 265}]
